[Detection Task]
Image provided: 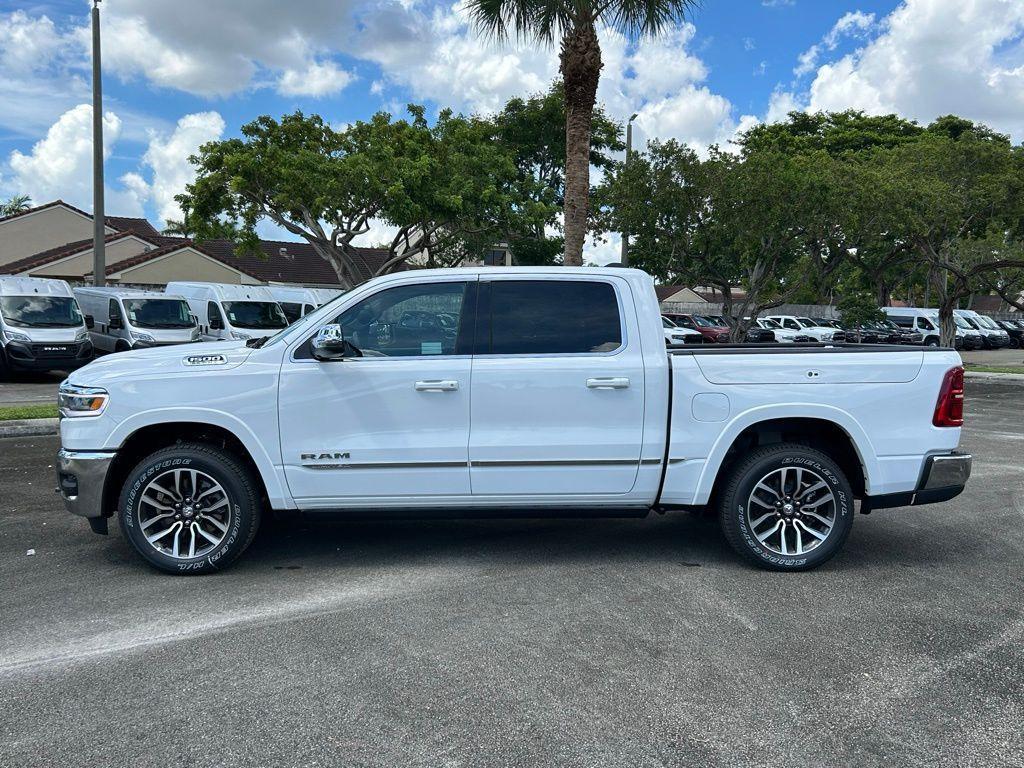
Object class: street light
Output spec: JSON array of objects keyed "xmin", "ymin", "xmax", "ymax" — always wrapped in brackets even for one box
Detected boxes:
[
  {"xmin": 620, "ymin": 112, "xmax": 638, "ymax": 267},
  {"xmin": 91, "ymin": 0, "xmax": 105, "ymax": 287}
]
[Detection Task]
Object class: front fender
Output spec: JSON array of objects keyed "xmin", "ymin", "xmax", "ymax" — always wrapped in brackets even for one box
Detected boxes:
[{"xmin": 105, "ymin": 407, "xmax": 293, "ymax": 510}]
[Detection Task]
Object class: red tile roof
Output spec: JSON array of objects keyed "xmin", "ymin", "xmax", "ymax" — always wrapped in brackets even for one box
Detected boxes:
[
  {"xmin": 100, "ymin": 236, "xmax": 397, "ymax": 286},
  {"xmin": 2, "ymin": 231, "xmax": 161, "ymax": 275},
  {"xmin": 105, "ymin": 216, "xmax": 161, "ymax": 237}
]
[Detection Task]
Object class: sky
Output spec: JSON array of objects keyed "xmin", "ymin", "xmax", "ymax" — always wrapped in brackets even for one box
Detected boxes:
[{"xmin": 1, "ymin": 0, "xmax": 1023, "ymax": 262}]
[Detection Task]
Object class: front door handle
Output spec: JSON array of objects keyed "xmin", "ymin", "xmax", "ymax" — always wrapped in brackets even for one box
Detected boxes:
[
  {"xmin": 415, "ymin": 380, "xmax": 459, "ymax": 392},
  {"xmin": 587, "ymin": 377, "xmax": 630, "ymax": 390}
]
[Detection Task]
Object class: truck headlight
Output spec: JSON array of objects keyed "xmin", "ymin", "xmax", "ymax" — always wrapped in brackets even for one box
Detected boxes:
[
  {"xmin": 58, "ymin": 384, "xmax": 108, "ymax": 417},
  {"xmin": 131, "ymin": 331, "xmax": 155, "ymax": 343},
  {"xmin": 2, "ymin": 329, "xmax": 31, "ymax": 343},
  {"xmin": 75, "ymin": 329, "xmax": 89, "ymax": 342},
  {"xmin": 231, "ymin": 331, "xmax": 251, "ymax": 340}
]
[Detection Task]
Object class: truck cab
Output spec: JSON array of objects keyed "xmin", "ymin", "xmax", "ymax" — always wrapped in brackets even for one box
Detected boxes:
[
  {"xmin": 165, "ymin": 282, "xmax": 289, "ymax": 342},
  {"xmin": 0, "ymin": 276, "xmax": 93, "ymax": 376},
  {"xmin": 74, "ymin": 287, "xmax": 199, "ymax": 353}
]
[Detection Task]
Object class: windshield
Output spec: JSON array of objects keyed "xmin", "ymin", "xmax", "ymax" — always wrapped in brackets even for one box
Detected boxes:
[
  {"xmin": 704, "ymin": 315, "xmax": 728, "ymax": 327},
  {"xmin": 123, "ymin": 299, "xmax": 195, "ymax": 329},
  {"xmin": 976, "ymin": 315, "xmax": 999, "ymax": 329},
  {"xmin": 760, "ymin": 319, "xmax": 782, "ymax": 329},
  {"xmin": 796, "ymin": 318, "xmax": 816, "ymax": 328},
  {"xmin": 222, "ymin": 301, "xmax": 288, "ymax": 330},
  {"xmin": 662, "ymin": 316, "xmax": 677, "ymax": 328},
  {"xmin": 692, "ymin": 315, "xmax": 714, "ymax": 328},
  {"xmin": 946, "ymin": 315, "xmax": 970, "ymax": 331},
  {"xmin": 0, "ymin": 296, "xmax": 83, "ymax": 328}
]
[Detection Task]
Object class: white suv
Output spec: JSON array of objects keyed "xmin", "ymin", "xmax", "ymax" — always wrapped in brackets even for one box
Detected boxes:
[{"xmin": 765, "ymin": 315, "xmax": 839, "ymax": 342}]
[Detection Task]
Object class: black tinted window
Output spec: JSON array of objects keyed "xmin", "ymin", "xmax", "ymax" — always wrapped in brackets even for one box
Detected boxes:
[
  {"xmin": 487, "ymin": 280, "xmax": 621, "ymax": 354},
  {"xmin": 890, "ymin": 316, "xmax": 912, "ymax": 328},
  {"xmin": 280, "ymin": 302, "xmax": 303, "ymax": 323}
]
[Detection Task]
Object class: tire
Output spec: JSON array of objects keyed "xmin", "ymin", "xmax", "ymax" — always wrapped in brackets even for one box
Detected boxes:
[
  {"xmin": 718, "ymin": 443, "xmax": 854, "ymax": 571},
  {"xmin": 926, "ymin": 336, "xmax": 939, "ymax": 347},
  {"xmin": 118, "ymin": 442, "xmax": 262, "ymax": 574}
]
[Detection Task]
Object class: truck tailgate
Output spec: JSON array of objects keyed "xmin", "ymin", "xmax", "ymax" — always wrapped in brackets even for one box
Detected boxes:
[{"xmin": 692, "ymin": 349, "xmax": 923, "ymax": 385}]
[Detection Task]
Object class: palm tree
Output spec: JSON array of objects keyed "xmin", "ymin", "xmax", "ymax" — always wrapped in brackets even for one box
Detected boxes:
[
  {"xmin": 468, "ymin": 0, "xmax": 699, "ymax": 265},
  {"xmin": 162, "ymin": 219, "xmax": 192, "ymax": 238},
  {"xmin": 0, "ymin": 194, "xmax": 32, "ymax": 217}
]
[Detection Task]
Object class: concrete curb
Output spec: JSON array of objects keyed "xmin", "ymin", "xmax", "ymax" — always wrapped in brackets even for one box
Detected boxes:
[
  {"xmin": 965, "ymin": 371, "xmax": 1024, "ymax": 382},
  {"xmin": 0, "ymin": 418, "xmax": 59, "ymax": 438}
]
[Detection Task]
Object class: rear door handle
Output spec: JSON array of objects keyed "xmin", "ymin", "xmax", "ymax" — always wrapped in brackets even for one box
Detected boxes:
[
  {"xmin": 415, "ymin": 380, "xmax": 459, "ymax": 392},
  {"xmin": 586, "ymin": 377, "xmax": 630, "ymax": 390}
]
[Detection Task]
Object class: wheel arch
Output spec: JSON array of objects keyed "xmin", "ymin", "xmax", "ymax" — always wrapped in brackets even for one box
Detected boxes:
[
  {"xmin": 102, "ymin": 414, "xmax": 292, "ymax": 517},
  {"xmin": 693, "ymin": 407, "xmax": 875, "ymax": 506}
]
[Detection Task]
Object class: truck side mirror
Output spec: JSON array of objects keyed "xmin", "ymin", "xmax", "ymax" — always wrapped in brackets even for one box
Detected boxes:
[
  {"xmin": 311, "ymin": 324, "xmax": 361, "ymax": 362},
  {"xmin": 108, "ymin": 316, "xmax": 123, "ymax": 330},
  {"xmin": 84, "ymin": 315, "xmax": 95, "ymax": 330}
]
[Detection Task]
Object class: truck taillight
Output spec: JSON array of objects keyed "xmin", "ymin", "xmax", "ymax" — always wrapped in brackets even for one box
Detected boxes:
[{"xmin": 933, "ymin": 366, "xmax": 964, "ymax": 427}]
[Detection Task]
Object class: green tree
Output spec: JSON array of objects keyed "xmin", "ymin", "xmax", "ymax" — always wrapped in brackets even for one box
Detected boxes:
[
  {"xmin": 179, "ymin": 109, "xmax": 552, "ymax": 288},
  {"xmin": 873, "ymin": 128, "xmax": 1024, "ymax": 344},
  {"xmin": 598, "ymin": 140, "xmax": 826, "ymax": 339},
  {"xmin": 467, "ymin": 0, "xmax": 699, "ymax": 266},
  {"xmin": 836, "ymin": 288, "xmax": 884, "ymax": 327},
  {"xmin": 494, "ymin": 84, "xmax": 623, "ymax": 265},
  {"xmin": 0, "ymin": 194, "xmax": 32, "ymax": 217}
]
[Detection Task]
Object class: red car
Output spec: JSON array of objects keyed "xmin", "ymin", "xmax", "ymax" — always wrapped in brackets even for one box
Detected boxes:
[{"xmin": 662, "ymin": 313, "xmax": 732, "ymax": 343}]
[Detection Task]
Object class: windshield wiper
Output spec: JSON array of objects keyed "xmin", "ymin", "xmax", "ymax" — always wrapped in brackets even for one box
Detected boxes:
[{"xmin": 246, "ymin": 336, "xmax": 270, "ymax": 348}]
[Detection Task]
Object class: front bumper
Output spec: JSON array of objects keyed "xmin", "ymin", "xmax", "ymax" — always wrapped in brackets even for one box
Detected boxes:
[
  {"xmin": 57, "ymin": 449, "xmax": 116, "ymax": 530},
  {"xmin": 5, "ymin": 340, "xmax": 93, "ymax": 371},
  {"xmin": 862, "ymin": 452, "xmax": 972, "ymax": 512}
]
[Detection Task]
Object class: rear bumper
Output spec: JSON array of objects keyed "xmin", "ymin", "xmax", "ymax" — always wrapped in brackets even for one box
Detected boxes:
[
  {"xmin": 57, "ymin": 449, "xmax": 116, "ymax": 524},
  {"xmin": 862, "ymin": 452, "xmax": 972, "ymax": 512}
]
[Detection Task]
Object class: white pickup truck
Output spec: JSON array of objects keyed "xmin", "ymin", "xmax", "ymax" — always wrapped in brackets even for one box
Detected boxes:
[{"xmin": 57, "ymin": 267, "xmax": 971, "ymax": 574}]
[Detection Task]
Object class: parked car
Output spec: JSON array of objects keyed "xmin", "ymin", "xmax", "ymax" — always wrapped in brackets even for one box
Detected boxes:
[
  {"xmin": 842, "ymin": 324, "xmax": 885, "ymax": 344},
  {"xmin": 166, "ymin": 282, "xmax": 289, "ymax": 343},
  {"xmin": 0, "ymin": 276, "xmax": 93, "ymax": 375},
  {"xmin": 955, "ymin": 309, "xmax": 1010, "ymax": 349},
  {"xmin": 57, "ymin": 267, "xmax": 972, "ymax": 574},
  {"xmin": 74, "ymin": 287, "xmax": 199, "ymax": 353},
  {"xmin": 266, "ymin": 286, "xmax": 344, "ymax": 324},
  {"xmin": 750, "ymin": 317, "xmax": 813, "ymax": 343},
  {"xmin": 997, "ymin": 319, "xmax": 1024, "ymax": 348},
  {"xmin": 662, "ymin": 312, "xmax": 731, "ymax": 343},
  {"xmin": 662, "ymin": 315, "xmax": 703, "ymax": 345},
  {"xmin": 877, "ymin": 319, "xmax": 924, "ymax": 345},
  {"xmin": 764, "ymin": 315, "xmax": 846, "ymax": 343}
]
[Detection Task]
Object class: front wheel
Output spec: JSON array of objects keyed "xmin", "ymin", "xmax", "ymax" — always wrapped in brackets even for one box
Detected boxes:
[
  {"xmin": 718, "ymin": 443, "xmax": 854, "ymax": 570},
  {"xmin": 118, "ymin": 443, "xmax": 262, "ymax": 574}
]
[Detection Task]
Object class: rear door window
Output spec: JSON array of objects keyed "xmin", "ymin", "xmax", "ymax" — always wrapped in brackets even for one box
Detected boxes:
[{"xmin": 483, "ymin": 280, "xmax": 622, "ymax": 355}]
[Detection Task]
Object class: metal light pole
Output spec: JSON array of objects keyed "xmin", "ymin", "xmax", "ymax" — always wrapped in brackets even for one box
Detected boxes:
[
  {"xmin": 91, "ymin": 0, "xmax": 105, "ymax": 287},
  {"xmin": 619, "ymin": 113, "xmax": 637, "ymax": 266}
]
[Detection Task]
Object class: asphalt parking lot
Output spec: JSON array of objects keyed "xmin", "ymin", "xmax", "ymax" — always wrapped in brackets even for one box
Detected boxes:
[{"xmin": 1, "ymin": 381, "xmax": 1022, "ymax": 767}]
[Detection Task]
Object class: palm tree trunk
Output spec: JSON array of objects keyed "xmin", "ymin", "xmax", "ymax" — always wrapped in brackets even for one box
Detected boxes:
[{"xmin": 560, "ymin": 21, "xmax": 602, "ymax": 267}]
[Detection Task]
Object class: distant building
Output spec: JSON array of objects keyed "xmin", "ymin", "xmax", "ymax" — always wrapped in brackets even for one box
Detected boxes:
[{"xmin": 0, "ymin": 200, "xmax": 392, "ymax": 288}]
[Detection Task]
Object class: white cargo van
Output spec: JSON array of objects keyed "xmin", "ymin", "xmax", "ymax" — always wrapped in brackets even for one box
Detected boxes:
[
  {"xmin": 74, "ymin": 287, "xmax": 199, "ymax": 353},
  {"xmin": 0, "ymin": 276, "xmax": 93, "ymax": 375},
  {"xmin": 954, "ymin": 309, "xmax": 1010, "ymax": 349},
  {"xmin": 165, "ymin": 282, "xmax": 288, "ymax": 342},
  {"xmin": 884, "ymin": 307, "xmax": 984, "ymax": 350},
  {"xmin": 266, "ymin": 286, "xmax": 344, "ymax": 324}
]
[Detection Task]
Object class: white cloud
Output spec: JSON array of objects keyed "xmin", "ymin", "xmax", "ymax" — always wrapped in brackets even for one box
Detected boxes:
[
  {"xmin": 278, "ymin": 60, "xmax": 355, "ymax": 98},
  {"xmin": 129, "ymin": 112, "xmax": 227, "ymax": 225},
  {"xmin": 794, "ymin": 11, "xmax": 875, "ymax": 77},
  {"xmin": 762, "ymin": 0, "xmax": 795, "ymax": 7},
  {"xmin": 787, "ymin": 0, "xmax": 1024, "ymax": 140},
  {"xmin": 5, "ymin": 104, "xmax": 134, "ymax": 212}
]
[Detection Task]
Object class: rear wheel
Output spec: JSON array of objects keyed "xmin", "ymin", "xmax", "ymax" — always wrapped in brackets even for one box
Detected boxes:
[
  {"xmin": 118, "ymin": 443, "xmax": 261, "ymax": 574},
  {"xmin": 718, "ymin": 443, "xmax": 854, "ymax": 571}
]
